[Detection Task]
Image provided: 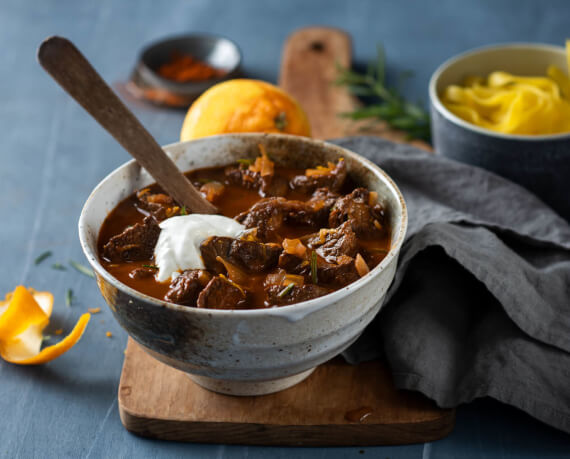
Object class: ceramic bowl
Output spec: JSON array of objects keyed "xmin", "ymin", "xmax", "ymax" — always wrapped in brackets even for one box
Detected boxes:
[
  {"xmin": 429, "ymin": 43, "xmax": 570, "ymax": 220},
  {"xmin": 78, "ymin": 133, "xmax": 407, "ymax": 396}
]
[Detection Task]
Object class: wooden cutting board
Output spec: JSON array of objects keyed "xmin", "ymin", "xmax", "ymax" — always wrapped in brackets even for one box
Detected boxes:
[{"xmin": 118, "ymin": 27, "xmax": 452, "ymax": 446}]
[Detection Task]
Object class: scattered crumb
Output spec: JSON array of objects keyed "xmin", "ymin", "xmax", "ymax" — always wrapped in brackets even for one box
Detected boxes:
[
  {"xmin": 88, "ymin": 307, "xmax": 101, "ymax": 314},
  {"xmin": 99, "ymin": 319, "xmax": 105, "ymax": 324},
  {"xmin": 55, "ymin": 329, "xmax": 63, "ymax": 335},
  {"xmin": 106, "ymin": 331, "xmax": 113, "ymax": 338}
]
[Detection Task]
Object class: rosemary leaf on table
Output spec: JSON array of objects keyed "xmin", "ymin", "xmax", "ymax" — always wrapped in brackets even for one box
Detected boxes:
[
  {"xmin": 65, "ymin": 288, "xmax": 73, "ymax": 307},
  {"xmin": 34, "ymin": 250, "xmax": 52, "ymax": 265},
  {"xmin": 69, "ymin": 260, "xmax": 95, "ymax": 278},
  {"xmin": 335, "ymin": 45, "xmax": 431, "ymax": 142}
]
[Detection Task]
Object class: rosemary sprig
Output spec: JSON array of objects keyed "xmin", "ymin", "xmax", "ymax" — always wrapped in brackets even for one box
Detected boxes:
[
  {"xmin": 51, "ymin": 263, "xmax": 67, "ymax": 271},
  {"xmin": 335, "ymin": 45, "xmax": 431, "ymax": 142},
  {"xmin": 69, "ymin": 260, "xmax": 95, "ymax": 278},
  {"xmin": 310, "ymin": 251, "xmax": 318, "ymax": 284},
  {"xmin": 34, "ymin": 251, "xmax": 52, "ymax": 265},
  {"xmin": 65, "ymin": 288, "xmax": 73, "ymax": 307},
  {"xmin": 142, "ymin": 264, "xmax": 159, "ymax": 270},
  {"xmin": 277, "ymin": 283, "xmax": 295, "ymax": 298}
]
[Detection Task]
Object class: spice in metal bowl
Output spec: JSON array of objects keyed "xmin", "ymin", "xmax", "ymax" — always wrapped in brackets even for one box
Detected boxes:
[{"xmin": 156, "ymin": 51, "xmax": 225, "ymax": 82}]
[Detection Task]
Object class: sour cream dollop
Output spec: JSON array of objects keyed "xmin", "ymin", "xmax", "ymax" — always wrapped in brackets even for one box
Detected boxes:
[{"xmin": 153, "ymin": 214, "xmax": 245, "ymax": 282}]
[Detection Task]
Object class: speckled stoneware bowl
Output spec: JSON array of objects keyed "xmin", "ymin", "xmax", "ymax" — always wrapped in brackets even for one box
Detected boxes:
[
  {"xmin": 430, "ymin": 43, "xmax": 570, "ymax": 220},
  {"xmin": 78, "ymin": 133, "xmax": 407, "ymax": 396}
]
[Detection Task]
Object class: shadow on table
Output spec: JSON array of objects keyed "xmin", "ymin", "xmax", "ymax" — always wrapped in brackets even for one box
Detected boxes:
[
  {"xmin": 432, "ymin": 398, "xmax": 570, "ymax": 457},
  {"xmin": 6, "ymin": 361, "xmax": 118, "ymax": 404}
]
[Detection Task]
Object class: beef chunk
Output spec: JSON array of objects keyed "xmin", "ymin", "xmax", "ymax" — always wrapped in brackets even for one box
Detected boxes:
[
  {"xmin": 307, "ymin": 221, "xmax": 358, "ymax": 262},
  {"xmin": 305, "ymin": 187, "xmax": 339, "ymax": 222},
  {"xmin": 236, "ymin": 198, "xmax": 286, "ymax": 240},
  {"xmin": 265, "ymin": 284, "xmax": 330, "ymax": 306},
  {"xmin": 200, "ymin": 237, "xmax": 232, "ymax": 273},
  {"xmin": 284, "ymin": 200, "xmax": 327, "ymax": 227},
  {"xmin": 128, "ymin": 267, "xmax": 156, "ymax": 280},
  {"xmin": 225, "ymin": 238, "xmax": 282, "ymax": 272},
  {"xmin": 225, "ymin": 165, "xmax": 288, "ymax": 197},
  {"xmin": 225, "ymin": 165, "xmax": 261, "ymax": 190},
  {"xmin": 136, "ymin": 190, "xmax": 176, "ymax": 221},
  {"xmin": 260, "ymin": 174, "xmax": 289, "ymax": 197},
  {"xmin": 290, "ymin": 159, "xmax": 347, "ymax": 194},
  {"xmin": 308, "ymin": 187, "xmax": 339, "ymax": 209},
  {"xmin": 329, "ymin": 188, "xmax": 385, "ymax": 238},
  {"xmin": 165, "ymin": 269, "xmax": 212, "ymax": 306},
  {"xmin": 278, "ymin": 251, "xmax": 360, "ymax": 286},
  {"xmin": 318, "ymin": 257, "xmax": 360, "ymax": 285},
  {"xmin": 200, "ymin": 236, "xmax": 282, "ymax": 274},
  {"xmin": 236, "ymin": 197, "xmax": 327, "ymax": 240},
  {"xmin": 278, "ymin": 252, "xmax": 311, "ymax": 275},
  {"xmin": 102, "ymin": 216, "xmax": 160, "ymax": 262},
  {"xmin": 196, "ymin": 276, "xmax": 246, "ymax": 309}
]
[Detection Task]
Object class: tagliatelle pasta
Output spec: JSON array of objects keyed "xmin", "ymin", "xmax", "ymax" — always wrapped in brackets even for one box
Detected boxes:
[{"xmin": 441, "ymin": 41, "xmax": 570, "ymax": 136}]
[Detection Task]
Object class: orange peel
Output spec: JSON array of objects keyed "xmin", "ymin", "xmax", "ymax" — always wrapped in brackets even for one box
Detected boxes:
[{"xmin": 0, "ymin": 286, "xmax": 90, "ymax": 365}]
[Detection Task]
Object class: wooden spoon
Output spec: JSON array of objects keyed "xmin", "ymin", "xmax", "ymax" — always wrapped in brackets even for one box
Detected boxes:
[{"xmin": 37, "ymin": 36, "xmax": 218, "ymax": 215}]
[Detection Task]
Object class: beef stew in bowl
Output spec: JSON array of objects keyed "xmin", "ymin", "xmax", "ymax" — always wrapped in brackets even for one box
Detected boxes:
[
  {"xmin": 79, "ymin": 133, "xmax": 406, "ymax": 395},
  {"xmin": 98, "ymin": 148, "xmax": 391, "ymax": 310}
]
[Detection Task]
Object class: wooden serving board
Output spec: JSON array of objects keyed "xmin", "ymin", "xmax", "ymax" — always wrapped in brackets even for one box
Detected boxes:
[
  {"xmin": 118, "ymin": 27, "xmax": 452, "ymax": 446},
  {"xmin": 279, "ymin": 26, "xmax": 432, "ymax": 150},
  {"xmin": 120, "ymin": 339, "xmax": 454, "ymax": 446}
]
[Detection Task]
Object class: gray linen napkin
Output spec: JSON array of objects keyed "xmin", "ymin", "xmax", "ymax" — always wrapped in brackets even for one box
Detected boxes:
[{"xmin": 333, "ymin": 137, "xmax": 570, "ymax": 433}]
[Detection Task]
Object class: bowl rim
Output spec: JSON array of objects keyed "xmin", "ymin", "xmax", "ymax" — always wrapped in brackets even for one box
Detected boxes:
[
  {"xmin": 429, "ymin": 42, "xmax": 570, "ymax": 141},
  {"xmin": 78, "ymin": 133, "xmax": 408, "ymax": 318},
  {"xmin": 138, "ymin": 32, "xmax": 242, "ymax": 89}
]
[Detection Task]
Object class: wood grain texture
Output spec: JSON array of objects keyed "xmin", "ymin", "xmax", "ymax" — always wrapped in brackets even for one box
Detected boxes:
[
  {"xmin": 280, "ymin": 27, "xmax": 432, "ymax": 151},
  {"xmin": 119, "ymin": 339, "xmax": 454, "ymax": 446},
  {"xmin": 37, "ymin": 36, "xmax": 217, "ymax": 214}
]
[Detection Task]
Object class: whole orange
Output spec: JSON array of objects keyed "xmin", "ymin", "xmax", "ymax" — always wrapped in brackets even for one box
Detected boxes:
[{"xmin": 180, "ymin": 79, "xmax": 311, "ymax": 140}]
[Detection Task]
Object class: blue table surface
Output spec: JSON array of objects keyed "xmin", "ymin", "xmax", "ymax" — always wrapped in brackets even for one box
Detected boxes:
[{"xmin": 1, "ymin": 0, "xmax": 570, "ymax": 457}]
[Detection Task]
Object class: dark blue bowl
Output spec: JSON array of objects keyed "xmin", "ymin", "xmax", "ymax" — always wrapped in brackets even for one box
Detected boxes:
[{"xmin": 429, "ymin": 43, "xmax": 570, "ymax": 220}]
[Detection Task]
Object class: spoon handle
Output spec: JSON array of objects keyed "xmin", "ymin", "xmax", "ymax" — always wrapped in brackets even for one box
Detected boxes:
[{"xmin": 37, "ymin": 36, "xmax": 217, "ymax": 215}]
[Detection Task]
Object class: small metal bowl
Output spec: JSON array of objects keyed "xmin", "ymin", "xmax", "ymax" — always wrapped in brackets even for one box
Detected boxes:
[
  {"xmin": 429, "ymin": 43, "xmax": 570, "ymax": 220},
  {"xmin": 128, "ymin": 33, "xmax": 241, "ymax": 107}
]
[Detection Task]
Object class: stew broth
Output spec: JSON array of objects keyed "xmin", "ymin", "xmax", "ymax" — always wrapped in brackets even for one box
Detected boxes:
[{"xmin": 98, "ymin": 158, "xmax": 391, "ymax": 310}]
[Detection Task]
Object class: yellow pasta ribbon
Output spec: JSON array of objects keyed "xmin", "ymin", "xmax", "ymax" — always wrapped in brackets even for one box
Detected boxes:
[{"xmin": 441, "ymin": 41, "xmax": 570, "ymax": 135}]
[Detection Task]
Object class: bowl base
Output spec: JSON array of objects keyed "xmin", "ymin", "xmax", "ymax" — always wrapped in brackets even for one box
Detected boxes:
[{"xmin": 187, "ymin": 367, "xmax": 316, "ymax": 396}]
